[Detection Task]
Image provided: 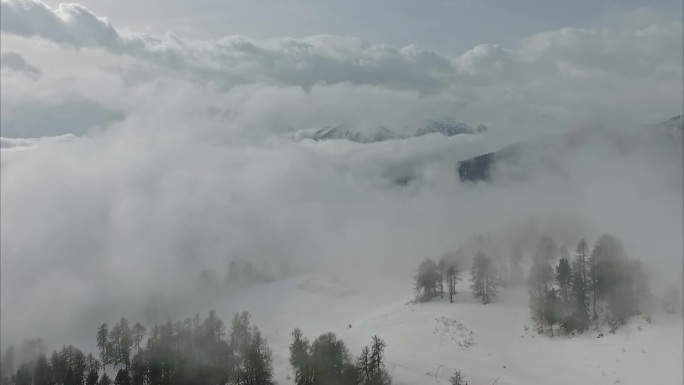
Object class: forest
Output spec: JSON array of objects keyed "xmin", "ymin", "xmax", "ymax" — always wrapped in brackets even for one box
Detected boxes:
[
  {"xmin": 0, "ymin": 312, "xmax": 393, "ymax": 385},
  {"xmin": 413, "ymin": 232, "xmax": 679, "ymax": 336}
]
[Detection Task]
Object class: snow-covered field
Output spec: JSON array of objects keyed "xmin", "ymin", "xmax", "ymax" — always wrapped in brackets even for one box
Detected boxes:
[{"xmin": 211, "ymin": 274, "xmax": 683, "ymax": 385}]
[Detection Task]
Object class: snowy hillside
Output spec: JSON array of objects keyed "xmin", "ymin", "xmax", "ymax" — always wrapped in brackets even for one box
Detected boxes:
[
  {"xmin": 209, "ymin": 274, "xmax": 683, "ymax": 385},
  {"xmin": 292, "ymin": 119, "xmax": 488, "ymax": 143}
]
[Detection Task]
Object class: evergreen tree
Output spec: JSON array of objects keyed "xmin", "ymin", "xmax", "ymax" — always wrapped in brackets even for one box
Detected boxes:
[
  {"xmin": 1, "ymin": 346, "xmax": 15, "ymax": 385},
  {"xmin": 528, "ymin": 236, "xmax": 557, "ymax": 332},
  {"xmin": 436, "ymin": 259, "xmax": 445, "ymax": 298},
  {"xmin": 358, "ymin": 337, "xmax": 391, "ymax": 385},
  {"xmin": 114, "ymin": 369, "xmax": 130, "ymax": 385},
  {"xmin": 129, "ymin": 352, "xmax": 145, "ymax": 385},
  {"xmin": 87, "ymin": 367, "xmax": 100, "ymax": 385},
  {"xmin": 96, "ymin": 323, "xmax": 111, "ymax": 371},
  {"xmin": 311, "ymin": 332, "xmax": 353, "ymax": 385},
  {"xmin": 413, "ymin": 259, "xmax": 439, "ymax": 302},
  {"xmin": 33, "ymin": 353, "xmax": 52, "ymax": 385},
  {"xmin": 555, "ymin": 258, "xmax": 572, "ymax": 305},
  {"xmin": 98, "ymin": 372, "xmax": 112, "ymax": 385},
  {"xmin": 573, "ymin": 239, "xmax": 589, "ymax": 287},
  {"xmin": 563, "ymin": 271, "xmax": 590, "ymax": 333},
  {"xmin": 229, "ymin": 311, "xmax": 274, "ymax": 385},
  {"xmin": 470, "ymin": 251, "xmax": 498, "ymax": 304},
  {"xmin": 440, "ymin": 253, "xmax": 462, "ymax": 303},
  {"xmin": 450, "ymin": 369, "xmax": 466, "ymax": 385},
  {"xmin": 289, "ymin": 328, "xmax": 313, "ymax": 385},
  {"xmin": 356, "ymin": 346, "xmax": 370, "ymax": 385},
  {"xmin": 543, "ymin": 288, "xmax": 561, "ymax": 335},
  {"xmin": 132, "ymin": 322, "xmax": 146, "ymax": 353},
  {"xmin": 13, "ymin": 363, "xmax": 32, "ymax": 385}
]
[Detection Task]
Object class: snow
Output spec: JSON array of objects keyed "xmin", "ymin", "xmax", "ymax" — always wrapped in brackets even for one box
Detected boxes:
[
  {"xmin": 210, "ymin": 274, "xmax": 683, "ymax": 385},
  {"xmin": 289, "ymin": 120, "xmax": 488, "ymax": 144}
]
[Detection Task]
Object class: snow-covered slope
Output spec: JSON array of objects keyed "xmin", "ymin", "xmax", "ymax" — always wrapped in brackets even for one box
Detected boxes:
[
  {"xmin": 413, "ymin": 119, "xmax": 488, "ymax": 138},
  {"xmin": 209, "ymin": 274, "xmax": 683, "ymax": 385},
  {"xmin": 292, "ymin": 119, "xmax": 488, "ymax": 143},
  {"xmin": 304, "ymin": 123, "xmax": 403, "ymax": 143}
]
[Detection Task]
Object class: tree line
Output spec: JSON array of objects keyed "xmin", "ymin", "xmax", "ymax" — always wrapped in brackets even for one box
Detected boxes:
[
  {"xmin": 529, "ymin": 234, "xmax": 649, "ymax": 335},
  {"xmin": 289, "ymin": 330, "xmax": 391, "ymax": 385},
  {"xmin": 2, "ymin": 312, "xmax": 395, "ymax": 385},
  {"xmin": 413, "ymin": 249, "xmax": 498, "ymax": 305},
  {"xmin": 412, "ymin": 232, "xmax": 653, "ymax": 335},
  {"xmin": 1, "ymin": 310, "xmax": 274, "ymax": 385}
]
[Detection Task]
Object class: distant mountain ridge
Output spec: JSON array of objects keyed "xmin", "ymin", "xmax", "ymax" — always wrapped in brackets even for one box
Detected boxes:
[
  {"xmin": 294, "ymin": 118, "xmax": 488, "ymax": 143},
  {"xmin": 457, "ymin": 115, "xmax": 684, "ymax": 183}
]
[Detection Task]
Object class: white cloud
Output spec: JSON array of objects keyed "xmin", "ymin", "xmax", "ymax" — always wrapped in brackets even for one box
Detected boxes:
[
  {"xmin": 0, "ymin": 50, "xmax": 41, "ymax": 75},
  {"xmin": 0, "ymin": 0, "xmax": 682, "ymax": 359}
]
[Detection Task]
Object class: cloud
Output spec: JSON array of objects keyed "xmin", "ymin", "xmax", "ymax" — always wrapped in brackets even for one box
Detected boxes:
[
  {"xmin": 4, "ymin": 0, "xmax": 679, "ymax": 106},
  {"xmin": 0, "ymin": 50, "xmax": 41, "ymax": 75},
  {"xmin": 0, "ymin": 0, "xmax": 457, "ymax": 92},
  {"xmin": 0, "ymin": 0, "xmax": 119, "ymax": 48},
  {"xmin": 0, "ymin": 0, "xmax": 682, "ymax": 361}
]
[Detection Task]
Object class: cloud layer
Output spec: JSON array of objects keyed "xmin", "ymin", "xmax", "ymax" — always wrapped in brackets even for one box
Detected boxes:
[
  {"xmin": 0, "ymin": 0, "xmax": 682, "ymax": 356},
  {"xmin": 1, "ymin": 0, "xmax": 682, "ymax": 122}
]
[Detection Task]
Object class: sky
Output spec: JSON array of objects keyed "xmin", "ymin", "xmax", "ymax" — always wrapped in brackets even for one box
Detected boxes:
[
  {"xmin": 33, "ymin": 0, "xmax": 684, "ymax": 54},
  {"xmin": 0, "ymin": 0, "xmax": 682, "ymax": 358}
]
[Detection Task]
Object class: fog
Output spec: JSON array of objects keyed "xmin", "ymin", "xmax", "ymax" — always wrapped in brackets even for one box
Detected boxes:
[{"xmin": 0, "ymin": 0, "xmax": 682, "ymax": 360}]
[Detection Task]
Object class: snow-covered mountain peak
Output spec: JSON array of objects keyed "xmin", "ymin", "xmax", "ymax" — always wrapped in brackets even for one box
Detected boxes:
[{"xmin": 293, "ymin": 118, "xmax": 488, "ymax": 143}]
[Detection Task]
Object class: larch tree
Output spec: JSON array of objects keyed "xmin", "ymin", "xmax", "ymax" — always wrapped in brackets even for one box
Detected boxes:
[
  {"xmin": 555, "ymin": 258, "xmax": 572, "ymax": 305},
  {"xmin": 450, "ymin": 369, "xmax": 466, "ymax": 385},
  {"xmin": 96, "ymin": 323, "xmax": 111, "ymax": 371},
  {"xmin": 440, "ymin": 253, "xmax": 462, "ymax": 303},
  {"xmin": 132, "ymin": 322, "xmax": 146, "ymax": 353},
  {"xmin": 470, "ymin": 251, "xmax": 498, "ymax": 304},
  {"xmin": 528, "ymin": 236, "xmax": 557, "ymax": 331},
  {"xmin": 289, "ymin": 328, "xmax": 313, "ymax": 385},
  {"xmin": 573, "ymin": 239, "xmax": 589, "ymax": 287},
  {"xmin": 414, "ymin": 259, "xmax": 439, "ymax": 302}
]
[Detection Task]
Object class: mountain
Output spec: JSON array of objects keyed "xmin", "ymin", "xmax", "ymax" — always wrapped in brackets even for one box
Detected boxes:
[
  {"xmin": 457, "ymin": 115, "xmax": 684, "ymax": 182},
  {"xmin": 306, "ymin": 123, "xmax": 402, "ymax": 143},
  {"xmin": 413, "ymin": 119, "xmax": 487, "ymax": 137},
  {"xmin": 651, "ymin": 114, "xmax": 683, "ymax": 133},
  {"xmin": 294, "ymin": 119, "xmax": 488, "ymax": 144}
]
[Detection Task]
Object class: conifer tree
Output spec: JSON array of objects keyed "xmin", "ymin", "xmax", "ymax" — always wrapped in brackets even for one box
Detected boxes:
[
  {"xmin": 414, "ymin": 259, "xmax": 439, "ymax": 302},
  {"xmin": 33, "ymin": 354, "xmax": 52, "ymax": 385},
  {"xmin": 96, "ymin": 324, "xmax": 111, "ymax": 371},
  {"xmin": 555, "ymin": 258, "xmax": 572, "ymax": 305},
  {"xmin": 450, "ymin": 369, "xmax": 466, "ymax": 385},
  {"xmin": 563, "ymin": 271, "xmax": 590, "ymax": 333},
  {"xmin": 289, "ymin": 328, "xmax": 313, "ymax": 385},
  {"xmin": 132, "ymin": 322, "xmax": 146, "ymax": 353},
  {"xmin": 573, "ymin": 239, "xmax": 589, "ymax": 287},
  {"xmin": 528, "ymin": 236, "xmax": 557, "ymax": 331},
  {"xmin": 440, "ymin": 253, "xmax": 462, "ymax": 302},
  {"xmin": 98, "ymin": 372, "xmax": 112, "ymax": 385},
  {"xmin": 470, "ymin": 251, "xmax": 498, "ymax": 304}
]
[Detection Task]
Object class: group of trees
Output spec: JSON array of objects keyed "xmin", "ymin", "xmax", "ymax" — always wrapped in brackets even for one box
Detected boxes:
[
  {"xmin": 413, "ymin": 253, "xmax": 462, "ymax": 303},
  {"xmin": 413, "ymin": 250, "xmax": 499, "ymax": 305},
  {"xmin": 413, "ymin": 232, "xmax": 654, "ymax": 336},
  {"xmin": 528, "ymin": 234, "xmax": 649, "ymax": 335},
  {"xmin": 469, "ymin": 252, "xmax": 499, "ymax": 305},
  {"xmin": 289, "ymin": 330, "xmax": 391, "ymax": 385},
  {"xmin": 2, "ymin": 313, "xmax": 397, "ymax": 385},
  {"xmin": 1, "ymin": 310, "xmax": 274, "ymax": 385}
]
